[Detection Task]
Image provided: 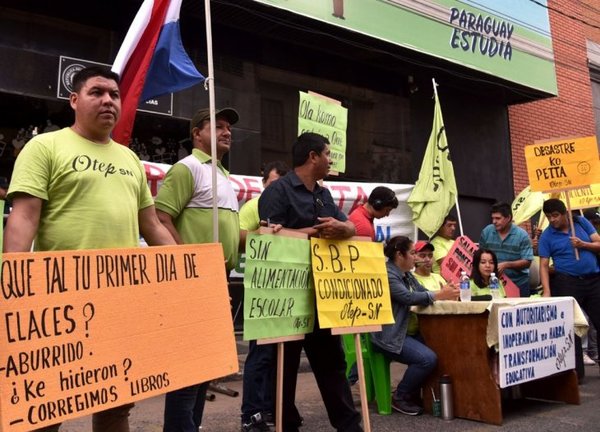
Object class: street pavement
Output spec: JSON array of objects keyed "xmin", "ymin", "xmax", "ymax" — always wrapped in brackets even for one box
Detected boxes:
[{"xmin": 60, "ymin": 339, "xmax": 600, "ymax": 432}]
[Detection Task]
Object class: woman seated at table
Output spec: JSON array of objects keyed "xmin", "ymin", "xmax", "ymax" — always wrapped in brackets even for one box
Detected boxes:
[
  {"xmin": 470, "ymin": 248, "xmax": 506, "ymax": 298},
  {"xmin": 370, "ymin": 236, "xmax": 459, "ymax": 416}
]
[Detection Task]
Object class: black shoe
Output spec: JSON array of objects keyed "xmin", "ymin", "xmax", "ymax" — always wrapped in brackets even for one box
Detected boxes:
[
  {"xmin": 392, "ymin": 395, "xmax": 423, "ymax": 416},
  {"xmin": 241, "ymin": 413, "xmax": 271, "ymax": 431}
]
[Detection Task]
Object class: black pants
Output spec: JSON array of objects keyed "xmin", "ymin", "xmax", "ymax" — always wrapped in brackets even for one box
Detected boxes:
[
  {"xmin": 550, "ymin": 272, "xmax": 600, "ymax": 378},
  {"xmin": 282, "ymin": 327, "xmax": 362, "ymax": 432}
]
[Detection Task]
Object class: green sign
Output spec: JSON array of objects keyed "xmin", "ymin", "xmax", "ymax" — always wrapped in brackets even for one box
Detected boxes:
[
  {"xmin": 243, "ymin": 233, "xmax": 314, "ymax": 341},
  {"xmin": 255, "ymin": 0, "xmax": 557, "ymax": 95},
  {"xmin": 298, "ymin": 91, "xmax": 348, "ymax": 172}
]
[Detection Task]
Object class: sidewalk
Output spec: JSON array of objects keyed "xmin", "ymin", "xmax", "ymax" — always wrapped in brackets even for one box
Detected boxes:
[{"xmin": 59, "ymin": 336, "xmax": 600, "ymax": 432}]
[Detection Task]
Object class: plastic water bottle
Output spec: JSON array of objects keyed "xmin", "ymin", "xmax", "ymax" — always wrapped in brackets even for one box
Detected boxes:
[
  {"xmin": 459, "ymin": 271, "xmax": 471, "ymax": 302},
  {"xmin": 489, "ymin": 272, "xmax": 500, "ymax": 300}
]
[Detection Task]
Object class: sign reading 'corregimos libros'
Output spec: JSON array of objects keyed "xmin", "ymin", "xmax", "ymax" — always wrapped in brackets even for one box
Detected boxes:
[{"xmin": 0, "ymin": 245, "xmax": 237, "ymax": 431}]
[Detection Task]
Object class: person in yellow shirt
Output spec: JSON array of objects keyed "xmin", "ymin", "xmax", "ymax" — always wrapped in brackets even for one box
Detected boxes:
[
  {"xmin": 430, "ymin": 214, "xmax": 458, "ymax": 274},
  {"xmin": 239, "ymin": 160, "xmax": 288, "ymax": 244},
  {"xmin": 469, "ymin": 249, "xmax": 506, "ymax": 298},
  {"xmin": 413, "ymin": 241, "xmax": 446, "ymax": 292}
]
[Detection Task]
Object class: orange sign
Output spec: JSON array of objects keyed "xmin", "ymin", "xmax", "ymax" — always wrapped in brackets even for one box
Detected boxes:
[
  {"xmin": 525, "ymin": 136, "xmax": 600, "ymax": 192},
  {"xmin": 0, "ymin": 245, "xmax": 237, "ymax": 431}
]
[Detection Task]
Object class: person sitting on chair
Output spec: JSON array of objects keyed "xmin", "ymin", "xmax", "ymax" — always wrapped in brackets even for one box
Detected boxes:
[{"xmin": 370, "ymin": 236, "xmax": 458, "ymax": 416}]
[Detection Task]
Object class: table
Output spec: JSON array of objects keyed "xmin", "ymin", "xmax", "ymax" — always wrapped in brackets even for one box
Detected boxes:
[{"xmin": 414, "ymin": 298, "xmax": 588, "ymax": 425}]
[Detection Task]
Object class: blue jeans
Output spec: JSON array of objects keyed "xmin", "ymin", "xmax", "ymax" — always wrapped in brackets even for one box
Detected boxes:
[
  {"xmin": 374, "ymin": 335, "xmax": 437, "ymax": 397},
  {"xmin": 163, "ymin": 382, "xmax": 209, "ymax": 432},
  {"xmin": 241, "ymin": 340, "xmax": 276, "ymax": 422}
]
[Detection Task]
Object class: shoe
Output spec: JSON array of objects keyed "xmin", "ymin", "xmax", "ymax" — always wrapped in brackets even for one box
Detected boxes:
[
  {"xmin": 392, "ymin": 394, "xmax": 423, "ymax": 416},
  {"xmin": 241, "ymin": 421, "xmax": 270, "ymax": 432},
  {"xmin": 241, "ymin": 412, "xmax": 271, "ymax": 431},
  {"xmin": 263, "ymin": 411, "xmax": 274, "ymax": 427},
  {"xmin": 583, "ymin": 353, "xmax": 596, "ymax": 365}
]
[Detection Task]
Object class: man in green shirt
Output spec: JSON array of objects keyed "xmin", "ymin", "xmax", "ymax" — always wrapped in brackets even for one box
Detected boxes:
[
  {"xmin": 155, "ymin": 107, "xmax": 240, "ymax": 432},
  {"xmin": 4, "ymin": 66, "xmax": 176, "ymax": 432}
]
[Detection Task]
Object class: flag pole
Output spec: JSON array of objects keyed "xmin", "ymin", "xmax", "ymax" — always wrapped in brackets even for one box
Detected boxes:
[
  {"xmin": 204, "ymin": 0, "xmax": 219, "ymax": 243},
  {"xmin": 431, "ymin": 78, "xmax": 464, "ymax": 237}
]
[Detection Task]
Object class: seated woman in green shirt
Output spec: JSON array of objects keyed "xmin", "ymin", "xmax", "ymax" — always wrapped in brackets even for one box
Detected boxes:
[{"xmin": 469, "ymin": 248, "xmax": 506, "ymax": 298}]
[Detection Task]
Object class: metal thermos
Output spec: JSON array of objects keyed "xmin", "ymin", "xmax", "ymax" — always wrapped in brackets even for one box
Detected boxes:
[{"xmin": 439, "ymin": 374, "xmax": 454, "ymax": 420}]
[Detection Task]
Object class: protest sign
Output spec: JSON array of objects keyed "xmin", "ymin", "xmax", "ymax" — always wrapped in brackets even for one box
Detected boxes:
[
  {"xmin": 310, "ymin": 238, "xmax": 393, "ymax": 329},
  {"xmin": 557, "ymin": 184, "xmax": 600, "ymax": 210},
  {"xmin": 525, "ymin": 136, "xmax": 600, "ymax": 192},
  {"xmin": 440, "ymin": 236, "xmax": 520, "ymax": 297},
  {"xmin": 0, "ymin": 245, "xmax": 237, "ymax": 431},
  {"xmin": 243, "ymin": 232, "xmax": 314, "ymax": 341},
  {"xmin": 498, "ymin": 298, "xmax": 575, "ymax": 387},
  {"xmin": 298, "ymin": 91, "xmax": 348, "ymax": 173}
]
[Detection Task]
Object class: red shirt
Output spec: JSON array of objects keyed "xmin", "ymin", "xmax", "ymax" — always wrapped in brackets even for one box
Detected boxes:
[{"xmin": 348, "ymin": 205, "xmax": 375, "ymax": 240}]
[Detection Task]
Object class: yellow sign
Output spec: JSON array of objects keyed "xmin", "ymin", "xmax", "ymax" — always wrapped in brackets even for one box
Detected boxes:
[
  {"xmin": 557, "ymin": 184, "xmax": 600, "ymax": 209},
  {"xmin": 310, "ymin": 239, "xmax": 394, "ymax": 329},
  {"xmin": 0, "ymin": 245, "xmax": 237, "ymax": 431},
  {"xmin": 525, "ymin": 136, "xmax": 600, "ymax": 192},
  {"xmin": 298, "ymin": 91, "xmax": 348, "ymax": 173}
]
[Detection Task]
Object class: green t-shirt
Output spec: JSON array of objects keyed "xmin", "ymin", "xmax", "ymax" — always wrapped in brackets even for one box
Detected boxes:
[
  {"xmin": 154, "ymin": 149, "xmax": 240, "ymax": 270},
  {"xmin": 414, "ymin": 272, "xmax": 446, "ymax": 292},
  {"xmin": 239, "ymin": 197, "xmax": 260, "ymax": 231},
  {"xmin": 430, "ymin": 236, "xmax": 454, "ymax": 274},
  {"xmin": 8, "ymin": 128, "xmax": 153, "ymax": 250},
  {"xmin": 469, "ymin": 279, "xmax": 506, "ymax": 298}
]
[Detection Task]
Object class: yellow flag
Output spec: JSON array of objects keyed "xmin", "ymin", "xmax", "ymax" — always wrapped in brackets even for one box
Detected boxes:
[
  {"xmin": 512, "ymin": 186, "xmax": 544, "ymax": 225},
  {"xmin": 407, "ymin": 91, "xmax": 457, "ymax": 238}
]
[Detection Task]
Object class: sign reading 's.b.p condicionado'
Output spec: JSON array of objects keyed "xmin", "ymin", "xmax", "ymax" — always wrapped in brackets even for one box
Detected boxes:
[
  {"xmin": 525, "ymin": 136, "xmax": 600, "ymax": 192},
  {"xmin": 0, "ymin": 245, "xmax": 237, "ymax": 431}
]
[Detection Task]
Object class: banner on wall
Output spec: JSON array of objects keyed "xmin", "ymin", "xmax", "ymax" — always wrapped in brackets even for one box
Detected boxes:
[{"xmin": 252, "ymin": 0, "xmax": 557, "ymax": 95}]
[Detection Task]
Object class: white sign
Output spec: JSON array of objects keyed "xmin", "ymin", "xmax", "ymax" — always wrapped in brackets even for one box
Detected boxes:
[{"xmin": 498, "ymin": 298, "xmax": 576, "ymax": 388}]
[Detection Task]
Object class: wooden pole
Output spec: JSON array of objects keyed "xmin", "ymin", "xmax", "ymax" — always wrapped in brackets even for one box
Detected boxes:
[
  {"xmin": 564, "ymin": 191, "xmax": 580, "ymax": 260},
  {"xmin": 354, "ymin": 334, "xmax": 371, "ymax": 432}
]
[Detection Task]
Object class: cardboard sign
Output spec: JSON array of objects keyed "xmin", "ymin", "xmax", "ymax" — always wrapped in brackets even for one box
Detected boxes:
[
  {"xmin": 310, "ymin": 239, "xmax": 393, "ymax": 329},
  {"xmin": 243, "ymin": 233, "xmax": 314, "ymax": 340},
  {"xmin": 498, "ymin": 298, "xmax": 575, "ymax": 387},
  {"xmin": 298, "ymin": 91, "xmax": 348, "ymax": 173},
  {"xmin": 556, "ymin": 184, "xmax": 600, "ymax": 210},
  {"xmin": 440, "ymin": 236, "xmax": 521, "ymax": 297},
  {"xmin": 525, "ymin": 136, "xmax": 600, "ymax": 192},
  {"xmin": 0, "ymin": 245, "xmax": 237, "ymax": 431}
]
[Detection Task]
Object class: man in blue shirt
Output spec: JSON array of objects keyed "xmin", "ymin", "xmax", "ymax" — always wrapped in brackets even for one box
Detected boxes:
[
  {"xmin": 479, "ymin": 201, "xmax": 533, "ymax": 297},
  {"xmin": 539, "ymin": 198, "xmax": 600, "ymax": 372},
  {"xmin": 259, "ymin": 132, "xmax": 361, "ymax": 432}
]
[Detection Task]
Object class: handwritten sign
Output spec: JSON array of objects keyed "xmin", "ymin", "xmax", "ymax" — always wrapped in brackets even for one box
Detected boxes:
[
  {"xmin": 310, "ymin": 239, "xmax": 393, "ymax": 328},
  {"xmin": 556, "ymin": 184, "xmax": 600, "ymax": 210},
  {"xmin": 525, "ymin": 136, "xmax": 600, "ymax": 192},
  {"xmin": 498, "ymin": 298, "xmax": 575, "ymax": 387},
  {"xmin": 243, "ymin": 233, "xmax": 314, "ymax": 340},
  {"xmin": 440, "ymin": 236, "xmax": 520, "ymax": 297},
  {"xmin": 298, "ymin": 91, "xmax": 348, "ymax": 173},
  {"xmin": 0, "ymin": 245, "xmax": 237, "ymax": 431}
]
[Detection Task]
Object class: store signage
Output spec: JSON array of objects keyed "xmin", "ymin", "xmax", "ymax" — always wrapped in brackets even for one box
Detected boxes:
[{"xmin": 57, "ymin": 56, "xmax": 173, "ymax": 116}]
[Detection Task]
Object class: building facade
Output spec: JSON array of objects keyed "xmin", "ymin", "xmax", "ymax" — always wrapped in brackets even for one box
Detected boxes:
[{"xmin": 2, "ymin": 0, "xmax": 594, "ymax": 239}]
